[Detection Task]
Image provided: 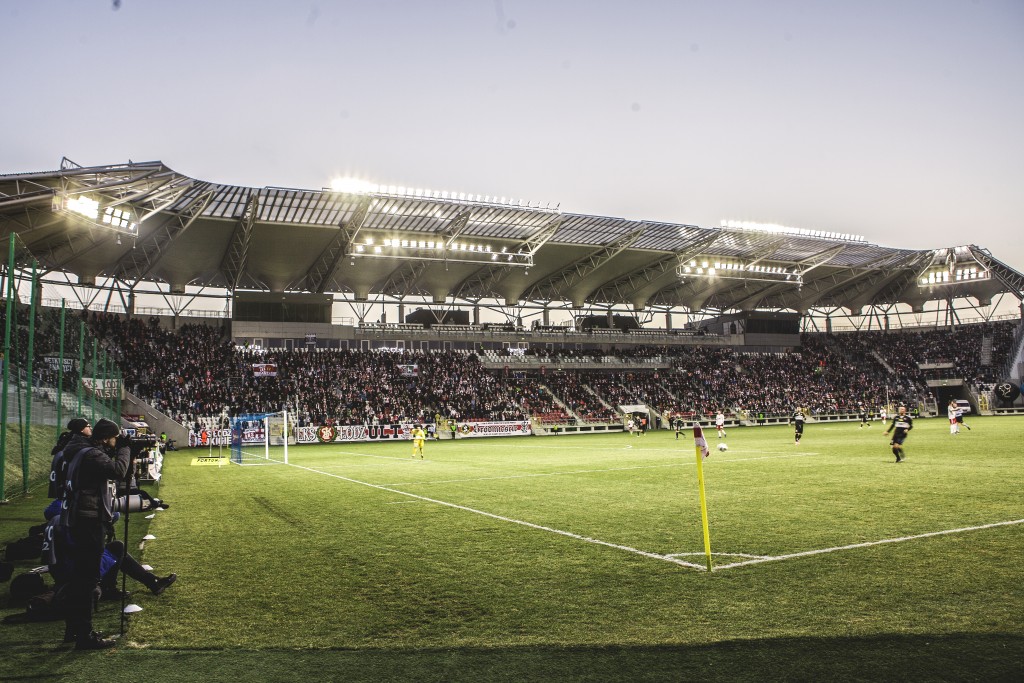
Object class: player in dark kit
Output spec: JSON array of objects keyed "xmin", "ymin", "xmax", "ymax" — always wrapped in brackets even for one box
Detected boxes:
[
  {"xmin": 885, "ymin": 405, "xmax": 913, "ymax": 463},
  {"xmin": 955, "ymin": 403, "xmax": 972, "ymax": 431},
  {"xmin": 790, "ymin": 407, "xmax": 806, "ymax": 445},
  {"xmin": 858, "ymin": 403, "xmax": 870, "ymax": 428}
]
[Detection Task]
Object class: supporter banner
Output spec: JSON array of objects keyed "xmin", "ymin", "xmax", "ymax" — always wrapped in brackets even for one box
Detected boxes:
[
  {"xmin": 398, "ymin": 364, "xmax": 419, "ymax": 378},
  {"xmin": 253, "ymin": 363, "xmax": 278, "ymax": 377},
  {"xmin": 296, "ymin": 424, "xmax": 413, "ymax": 444},
  {"xmin": 294, "ymin": 421, "xmax": 532, "ymax": 443},
  {"xmin": 81, "ymin": 377, "xmax": 122, "ymax": 399},
  {"xmin": 44, "ymin": 356, "xmax": 77, "ymax": 373},
  {"xmin": 187, "ymin": 427, "xmax": 265, "ymax": 447},
  {"xmin": 453, "ymin": 421, "xmax": 532, "ymax": 438}
]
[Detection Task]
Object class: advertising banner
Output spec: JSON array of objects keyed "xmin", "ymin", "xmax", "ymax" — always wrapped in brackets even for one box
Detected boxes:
[{"xmin": 451, "ymin": 420, "xmax": 532, "ymax": 438}]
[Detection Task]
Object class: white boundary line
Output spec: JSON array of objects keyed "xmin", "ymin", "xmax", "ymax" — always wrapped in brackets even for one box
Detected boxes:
[
  {"xmin": 381, "ymin": 452, "xmax": 822, "ymax": 486},
  {"xmin": 713, "ymin": 519, "xmax": 1024, "ymax": 570},
  {"xmin": 281, "ymin": 460, "xmax": 707, "ymax": 570}
]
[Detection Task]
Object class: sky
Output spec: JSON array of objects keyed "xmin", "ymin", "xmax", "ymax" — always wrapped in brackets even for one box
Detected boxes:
[{"xmin": 3, "ymin": 0, "xmax": 1023, "ymax": 273}]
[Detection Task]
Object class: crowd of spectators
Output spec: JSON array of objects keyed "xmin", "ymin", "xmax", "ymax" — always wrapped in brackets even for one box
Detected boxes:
[
  {"xmin": 3, "ymin": 309, "xmax": 1019, "ymax": 428},
  {"xmin": 844, "ymin": 322, "xmax": 1016, "ymax": 386}
]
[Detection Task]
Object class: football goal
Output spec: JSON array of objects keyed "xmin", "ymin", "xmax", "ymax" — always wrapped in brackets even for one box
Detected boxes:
[{"xmin": 229, "ymin": 411, "xmax": 291, "ymax": 465}]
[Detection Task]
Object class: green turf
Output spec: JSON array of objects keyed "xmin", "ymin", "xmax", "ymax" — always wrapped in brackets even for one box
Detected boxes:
[{"xmin": 2, "ymin": 416, "xmax": 1022, "ymax": 681}]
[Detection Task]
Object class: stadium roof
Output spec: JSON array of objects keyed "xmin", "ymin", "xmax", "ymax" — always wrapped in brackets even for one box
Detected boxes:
[{"xmin": 1, "ymin": 158, "xmax": 1022, "ymax": 316}]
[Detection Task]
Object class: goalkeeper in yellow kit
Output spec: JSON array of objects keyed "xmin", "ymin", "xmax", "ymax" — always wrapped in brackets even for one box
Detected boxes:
[{"xmin": 411, "ymin": 425, "xmax": 426, "ymax": 458}]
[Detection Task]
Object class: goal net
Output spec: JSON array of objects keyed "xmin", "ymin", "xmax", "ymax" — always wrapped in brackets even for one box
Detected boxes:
[{"xmin": 229, "ymin": 411, "xmax": 291, "ymax": 465}]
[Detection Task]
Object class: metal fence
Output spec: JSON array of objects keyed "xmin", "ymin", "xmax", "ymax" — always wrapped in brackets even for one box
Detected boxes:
[{"xmin": 1, "ymin": 234, "xmax": 123, "ymax": 501}]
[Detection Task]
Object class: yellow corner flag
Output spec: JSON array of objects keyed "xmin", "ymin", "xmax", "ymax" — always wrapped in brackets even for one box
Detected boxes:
[{"xmin": 692, "ymin": 423, "xmax": 713, "ymax": 572}]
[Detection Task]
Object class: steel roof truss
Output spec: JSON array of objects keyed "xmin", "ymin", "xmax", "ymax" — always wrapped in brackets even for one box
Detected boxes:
[
  {"xmin": 967, "ymin": 246, "xmax": 1024, "ymax": 299},
  {"xmin": 302, "ymin": 197, "xmax": 371, "ymax": 293},
  {"xmin": 523, "ymin": 226, "xmax": 644, "ymax": 303},
  {"xmin": 220, "ymin": 192, "xmax": 259, "ymax": 292},
  {"xmin": 114, "ymin": 186, "xmax": 215, "ymax": 282}
]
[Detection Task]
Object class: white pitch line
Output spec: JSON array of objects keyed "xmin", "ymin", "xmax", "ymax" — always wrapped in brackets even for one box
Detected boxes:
[
  {"xmin": 282, "ymin": 460, "xmax": 707, "ymax": 571},
  {"xmin": 383, "ymin": 462, "xmax": 683, "ymax": 486},
  {"xmin": 668, "ymin": 552, "xmax": 773, "ymax": 560},
  {"xmin": 382, "ymin": 451, "xmax": 821, "ymax": 486},
  {"xmin": 713, "ymin": 518, "xmax": 1024, "ymax": 570}
]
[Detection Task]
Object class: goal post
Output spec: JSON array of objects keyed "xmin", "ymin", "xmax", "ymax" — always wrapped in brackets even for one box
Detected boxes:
[
  {"xmin": 265, "ymin": 410, "xmax": 291, "ymax": 464},
  {"xmin": 230, "ymin": 411, "xmax": 291, "ymax": 465}
]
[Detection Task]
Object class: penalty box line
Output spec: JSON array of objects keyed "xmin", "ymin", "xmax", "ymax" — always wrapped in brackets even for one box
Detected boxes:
[
  {"xmin": 282, "ymin": 460, "xmax": 708, "ymax": 571},
  {"xmin": 713, "ymin": 518, "xmax": 1024, "ymax": 570}
]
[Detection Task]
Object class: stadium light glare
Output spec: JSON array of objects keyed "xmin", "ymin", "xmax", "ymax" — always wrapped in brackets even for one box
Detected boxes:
[
  {"xmin": 722, "ymin": 219, "xmax": 866, "ymax": 243},
  {"xmin": 330, "ymin": 177, "xmax": 379, "ymax": 194},
  {"xmin": 67, "ymin": 195, "xmax": 100, "ymax": 219}
]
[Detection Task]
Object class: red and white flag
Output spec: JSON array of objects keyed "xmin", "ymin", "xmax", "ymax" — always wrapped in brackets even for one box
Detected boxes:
[{"xmin": 693, "ymin": 423, "xmax": 710, "ymax": 459}]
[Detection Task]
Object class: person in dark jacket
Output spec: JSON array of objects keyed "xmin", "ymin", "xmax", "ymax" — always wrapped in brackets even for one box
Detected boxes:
[
  {"xmin": 48, "ymin": 418, "xmax": 92, "ymax": 499},
  {"xmin": 57, "ymin": 418, "xmax": 131, "ymax": 650}
]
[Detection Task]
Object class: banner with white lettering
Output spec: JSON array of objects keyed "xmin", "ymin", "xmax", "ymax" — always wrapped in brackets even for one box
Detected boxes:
[
  {"xmin": 452, "ymin": 420, "xmax": 532, "ymax": 438},
  {"xmin": 44, "ymin": 357, "xmax": 77, "ymax": 373},
  {"xmin": 81, "ymin": 377, "xmax": 122, "ymax": 399},
  {"xmin": 296, "ymin": 424, "xmax": 414, "ymax": 444},
  {"xmin": 252, "ymin": 363, "xmax": 278, "ymax": 377},
  {"xmin": 187, "ymin": 427, "xmax": 265, "ymax": 447}
]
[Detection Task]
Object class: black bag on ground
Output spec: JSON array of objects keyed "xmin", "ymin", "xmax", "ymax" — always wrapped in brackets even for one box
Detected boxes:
[
  {"xmin": 3, "ymin": 533, "xmax": 44, "ymax": 561},
  {"xmin": 9, "ymin": 571, "xmax": 48, "ymax": 604}
]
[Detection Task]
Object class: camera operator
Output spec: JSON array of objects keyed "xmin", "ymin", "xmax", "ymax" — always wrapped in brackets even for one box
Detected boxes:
[{"xmin": 57, "ymin": 418, "xmax": 132, "ymax": 650}]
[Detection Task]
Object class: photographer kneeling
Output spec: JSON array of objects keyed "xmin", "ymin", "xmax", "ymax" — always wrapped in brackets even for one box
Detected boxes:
[{"xmin": 57, "ymin": 418, "xmax": 132, "ymax": 650}]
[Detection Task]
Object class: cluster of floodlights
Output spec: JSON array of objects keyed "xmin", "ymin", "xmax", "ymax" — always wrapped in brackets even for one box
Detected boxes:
[
  {"xmin": 679, "ymin": 258, "xmax": 800, "ymax": 283},
  {"xmin": 61, "ymin": 195, "xmax": 137, "ymax": 233},
  {"xmin": 919, "ymin": 267, "xmax": 990, "ymax": 286},
  {"xmin": 330, "ymin": 177, "xmax": 555, "ymax": 210},
  {"xmin": 721, "ymin": 220, "xmax": 865, "ymax": 243},
  {"xmin": 353, "ymin": 237, "xmax": 529, "ymax": 264}
]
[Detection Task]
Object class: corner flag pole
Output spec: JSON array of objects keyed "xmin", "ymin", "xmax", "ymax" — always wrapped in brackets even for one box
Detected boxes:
[{"xmin": 692, "ymin": 423, "xmax": 713, "ymax": 572}]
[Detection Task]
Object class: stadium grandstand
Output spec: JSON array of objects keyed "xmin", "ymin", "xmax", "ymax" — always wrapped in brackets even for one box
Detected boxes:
[{"xmin": 1, "ymin": 158, "xmax": 1023, "ymax": 485}]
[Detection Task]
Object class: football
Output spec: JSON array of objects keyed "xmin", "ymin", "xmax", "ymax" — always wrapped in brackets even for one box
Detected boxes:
[{"xmin": 717, "ymin": 443, "xmax": 728, "ymax": 451}]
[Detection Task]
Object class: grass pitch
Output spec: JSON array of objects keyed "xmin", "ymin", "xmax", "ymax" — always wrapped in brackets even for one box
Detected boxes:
[{"xmin": 1, "ymin": 416, "xmax": 1022, "ymax": 681}]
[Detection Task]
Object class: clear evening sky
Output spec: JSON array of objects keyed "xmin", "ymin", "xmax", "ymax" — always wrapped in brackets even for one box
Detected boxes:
[{"xmin": 3, "ymin": 1, "xmax": 1022, "ymax": 272}]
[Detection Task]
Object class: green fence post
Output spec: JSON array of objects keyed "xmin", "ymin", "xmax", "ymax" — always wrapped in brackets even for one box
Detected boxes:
[
  {"xmin": 0, "ymin": 233, "xmax": 15, "ymax": 501},
  {"xmin": 57, "ymin": 300, "xmax": 66, "ymax": 430},
  {"xmin": 91, "ymin": 339, "xmax": 97, "ymax": 422},
  {"xmin": 78, "ymin": 320, "xmax": 85, "ymax": 417},
  {"xmin": 23, "ymin": 261, "xmax": 37, "ymax": 493}
]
